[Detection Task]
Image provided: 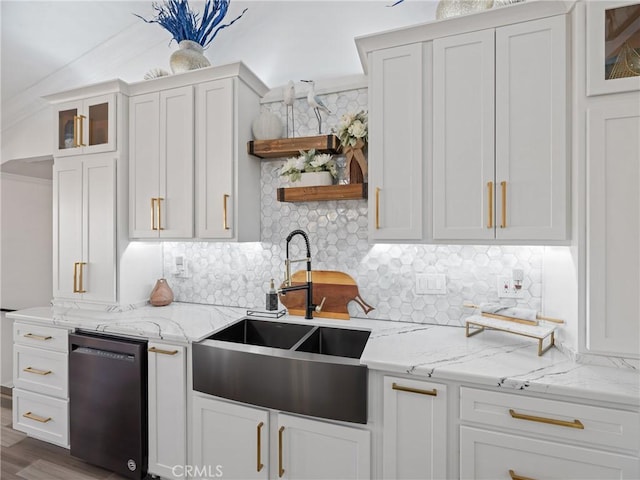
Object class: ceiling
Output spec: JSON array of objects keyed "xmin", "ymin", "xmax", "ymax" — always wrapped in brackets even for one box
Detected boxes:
[{"xmin": 0, "ymin": 0, "xmax": 437, "ymax": 175}]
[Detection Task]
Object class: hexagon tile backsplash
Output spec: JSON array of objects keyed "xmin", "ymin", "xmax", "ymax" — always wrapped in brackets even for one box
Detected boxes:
[{"xmin": 162, "ymin": 86, "xmax": 543, "ymax": 327}]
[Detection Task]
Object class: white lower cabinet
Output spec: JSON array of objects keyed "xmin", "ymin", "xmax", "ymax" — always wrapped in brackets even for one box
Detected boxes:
[
  {"xmin": 191, "ymin": 395, "xmax": 371, "ymax": 480},
  {"xmin": 13, "ymin": 389, "xmax": 69, "ymax": 447},
  {"xmin": 277, "ymin": 413, "xmax": 370, "ymax": 480},
  {"xmin": 460, "ymin": 426, "xmax": 639, "ymax": 479},
  {"xmin": 382, "ymin": 376, "xmax": 447, "ymax": 479},
  {"xmin": 12, "ymin": 322, "xmax": 69, "ymax": 448},
  {"xmin": 459, "ymin": 387, "xmax": 640, "ymax": 479},
  {"xmin": 148, "ymin": 342, "xmax": 187, "ymax": 479}
]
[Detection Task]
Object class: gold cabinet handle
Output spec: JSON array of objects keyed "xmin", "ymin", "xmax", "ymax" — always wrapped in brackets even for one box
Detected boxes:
[
  {"xmin": 151, "ymin": 198, "xmax": 157, "ymax": 231},
  {"xmin": 23, "ymin": 367, "xmax": 52, "ymax": 376},
  {"xmin": 487, "ymin": 181, "xmax": 494, "ymax": 229},
  {"xmin": 375, "ymin": 187, "xmax": 381, "ymax": 229},
  {"xmin": 509, "ymin": 409, "xmax": 584, "ymax": 429},
  {"xmin": 72, "ymin": 115, "xmax": 79, "ymax": 147},
  {"xmin": 392, "ymin": 382, "xmax": 437, "ymax": 396},
  {"xmin": 23, "ymin": 333, "xmax": 52, "ymax": 341},
  {"xmin": 500, "ymin": 180, "xmax": 507, "ymax": 228},
  {"xmin": 278, "ymin": 425, "xmax": 285, "ymax": 478},
  {"xmin": 157, "ymin": 197, "xmax": 165, "ymax": 231},
  {"xmin": 23, "ymin": 411, "xmax": 51, "ymax": 423},
  {"xmin": 77, "ymin": 262, "xmax": 86, "ymax": 293},
  {"xmin": 509, "ymin": 469, "xmax": 537, "ymax": 480},
  {"xmin": 256, "ymin": 421, "xmax": 264, "ymax": 472},
  {"xmin": 73, "ymin": 262, "xmax": 79, "ymax": 293},
  {"xmin": 223, "ymin": 194, "xmax": 230, "ymax": 230},
  {"xmin": 78, "ymin": 114, "xmax": 86, "ymax": 147},
  {"xmin": 148, "ymin": 346, "xmax": 178, "ymax": 356}
]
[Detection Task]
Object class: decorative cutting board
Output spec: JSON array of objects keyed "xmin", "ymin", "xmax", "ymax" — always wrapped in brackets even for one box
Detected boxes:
[{"xmin": 279, "ymin": 270, "xmax": 374, "ymax": 320}]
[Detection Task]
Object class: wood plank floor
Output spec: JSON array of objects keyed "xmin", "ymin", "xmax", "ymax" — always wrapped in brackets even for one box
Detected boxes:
[{"xmin": 1, "ymin": 392, "xmax": 130, "ymax": 480}]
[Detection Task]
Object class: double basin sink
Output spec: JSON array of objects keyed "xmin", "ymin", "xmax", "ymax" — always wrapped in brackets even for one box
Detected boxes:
[{"xmin": 192, "ymin": 318, "xmax": 371, "ymax": 424}]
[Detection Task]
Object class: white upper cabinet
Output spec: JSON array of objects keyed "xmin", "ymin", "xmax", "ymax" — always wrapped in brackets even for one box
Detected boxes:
[
  {"xmin": 368, "ymin": 43, "xmax": 427, "ymax": 242},
  {"xmin": 195, "ymin": 77, "xmax": 261, "ymax": 241},
  {"xmin": 53, "ymin": 154, "xmax": 116, "ymax": 303},
  {"xmin": 494, "ymin": 16, "xmax": 568, "ymax": 241},
  {"xmin": 128, "ymin": 63, "xmax": 266, "ymax": 241},
  {"xmin": 196, "ymin": 79, "xmax": 234, "ymax": 239},
  {"xmin": 433, "ymin": 15, "xmax": 568, "ymax": 242},
  {"xmin": 52, "ymin": 93, "xmax": 117, "ymax": 157},
  {"xmin": 433, "ymin": 29, "xmax": 495, "ymax": 241},
  {"xmin": 129, "ymin": 86, "xmax": 194, "ymax": 239},
  {"xmin": 586, "ymin": 97, "xmax": 640, "ymax": 358}
]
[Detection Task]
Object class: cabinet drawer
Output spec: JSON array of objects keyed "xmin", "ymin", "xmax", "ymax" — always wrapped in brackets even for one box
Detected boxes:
[
  {"xmin": 13, "ymin": 388, "xmax": 69, "ymax": 448},
  {"xmin": 14, "ymin": 345, "xmax": 68, "ymax": 399},
  {"xmin": 13, "ymin": 322, "xmax": 69, "ymax": 352},
  {"xmin": 460, "ymin": 426, "xmax": 639, "ymax": 480},
  {"xmin": 460, "ymin": 387, "xmax": 639, "ymax": 451}
]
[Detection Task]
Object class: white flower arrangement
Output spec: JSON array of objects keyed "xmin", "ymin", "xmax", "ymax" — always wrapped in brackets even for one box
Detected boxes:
[
  {"xmin": 280, "ymin": 149, "xmax": 338, "ymax": 183},
  {"xmin": 335, "ymin": 110, "xmax": 368, "ymax": 148}
]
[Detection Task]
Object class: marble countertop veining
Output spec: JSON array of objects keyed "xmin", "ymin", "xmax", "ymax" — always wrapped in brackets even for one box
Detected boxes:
[{"xmin": 7, "ymin": 302, "xmax": 639, "ymax": 407}]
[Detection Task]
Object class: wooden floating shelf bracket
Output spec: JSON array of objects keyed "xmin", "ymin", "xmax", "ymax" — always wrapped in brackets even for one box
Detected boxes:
[
  {"xmin": 277, "ymin": 183, "xmax": 368, "ymax": 203},
  {"xmin": 247, "ymin": 134, "xmax": 341, "ymax": 159}
]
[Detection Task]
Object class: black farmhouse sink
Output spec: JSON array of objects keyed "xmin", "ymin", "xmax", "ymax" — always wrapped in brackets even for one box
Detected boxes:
[
  {"xmin": 208, "ymin": 318, "xmax": 313, "ymax": 349},
  {"xmin": 192, "ymin": 318, "xmax": 371, "ymax": 424}
]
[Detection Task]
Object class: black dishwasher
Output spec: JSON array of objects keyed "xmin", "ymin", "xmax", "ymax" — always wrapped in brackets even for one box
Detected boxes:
[{"xmin": 69, "ymin": 331, "xmax": 148, "ymax": 480}]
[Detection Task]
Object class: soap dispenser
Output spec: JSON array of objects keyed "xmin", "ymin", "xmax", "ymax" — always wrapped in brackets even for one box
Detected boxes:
[{"xmin": 266, "ymin": 279, "xmax": 278, "ymax": 311}]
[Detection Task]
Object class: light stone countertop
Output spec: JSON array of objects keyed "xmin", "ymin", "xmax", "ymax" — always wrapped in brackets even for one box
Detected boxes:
[{"xmin": 7, "ymin": 302, "xmax": 639, "ymax": 407}]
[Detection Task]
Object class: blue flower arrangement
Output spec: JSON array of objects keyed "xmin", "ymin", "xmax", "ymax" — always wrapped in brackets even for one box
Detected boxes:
[{"xmin": 136, "ymin": 0, "xmax": 247, "ymax": 48}]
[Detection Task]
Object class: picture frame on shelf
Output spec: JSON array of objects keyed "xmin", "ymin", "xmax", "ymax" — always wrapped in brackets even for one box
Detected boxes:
[{"xmin": 587, "ymin": 1, "xmax": 640, "ymax": 96}]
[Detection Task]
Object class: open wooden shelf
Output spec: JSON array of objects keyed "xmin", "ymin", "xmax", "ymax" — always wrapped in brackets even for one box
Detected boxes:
[
  {"xmin": 247, "ymin": 134, "xmax": 341, "ymax": 159},
  {"xmin": 277, "ymin": 183, "xmax": 368, "ymax": 203}
]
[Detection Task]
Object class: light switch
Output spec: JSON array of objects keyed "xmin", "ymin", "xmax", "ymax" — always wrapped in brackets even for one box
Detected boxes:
[{"xmin": 416, "ymin": 274, "xmax": 447, "ymax": 295}]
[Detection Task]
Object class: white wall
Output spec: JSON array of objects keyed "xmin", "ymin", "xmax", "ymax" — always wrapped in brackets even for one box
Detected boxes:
[
  {"xmin": 0, "ymin": 173, "xmax": 53, "ymax": 308},
  {"xmin": 0, "ymin": 173, "xmax": 52, "ymax": 387}
]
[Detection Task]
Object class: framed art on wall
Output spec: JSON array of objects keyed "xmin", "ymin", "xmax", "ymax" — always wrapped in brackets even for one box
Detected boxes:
[{"xmin": 587, "ymin": 1, "xmax": 640, "ymax": 96}]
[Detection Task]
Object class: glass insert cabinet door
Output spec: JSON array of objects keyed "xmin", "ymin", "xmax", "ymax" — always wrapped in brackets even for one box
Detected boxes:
[
  {"xmin": 54, "ymin": 93, "xmax": 116, "ymax": 156},
  {"xmin": 587, "ymin": 1, "xmax": 640, "ymax": 95}
]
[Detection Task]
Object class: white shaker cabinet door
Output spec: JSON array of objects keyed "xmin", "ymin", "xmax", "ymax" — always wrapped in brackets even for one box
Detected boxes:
[
  {"xmin": 147, "ymin": 342, "xmax": 186, "ymax": 480},
  {"xmin": 369, "ymin": 43, "xmax": 426, "ymax": 242},
  {"xmin": 433, "ymin": 29, "xmax": 495, "ymax": 241},
  {"xmin": 587, "ymin": 97, "xmax": 640, "ymax": 357},
  {"xmin": 191, "ymin": 395, "xmax": 269, "ymax": 480},
  {"xmin": 129, "ymin": 93, "xmax": 160, "ymax": 239},
  {"xmin": 196, "ymin": 78, "xmax": 234, "ymax": 239},
  {"xmin": 382, "ymin": 376, "xmax": 447, "ymax": 480},
  {"xmin": 159, "ymin": 86, "xmax": 194, "ymax": 238},
  {"xmin": 53, "ymin": 158, "xmax": 83, "ymax": 299},
  {"xmin": 277, "ymin": 413, "xmax": 371, "ymax": 480},
  {"xmin": 495, "ymin": 15, "xmax": 568, "ymax": 240},
  {"xmin": 81, "ymin": 155, "xmax": 116, "ymax": 303}
]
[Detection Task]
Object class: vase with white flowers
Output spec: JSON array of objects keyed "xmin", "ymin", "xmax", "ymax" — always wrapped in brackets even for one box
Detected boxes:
[
  {"xmin": 334, "ymin": 110, "xmax": 368, "ymax": 184},
  {"xmin": 280, "ymin": 149, "xmax": 338, "ymax": 187}
]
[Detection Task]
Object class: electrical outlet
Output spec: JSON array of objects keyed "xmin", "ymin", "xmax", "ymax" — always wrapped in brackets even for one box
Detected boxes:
[
  {"xmin": 497, "ymin": 276, "xmax": 523, "ymax": 298},
  {"xmin": 174, "ymin": 256, "xmax": 190, "ymax": 278},
  {"xmin": 416, "ymin": 273, "xmax": 447, "ymax": 295}
]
